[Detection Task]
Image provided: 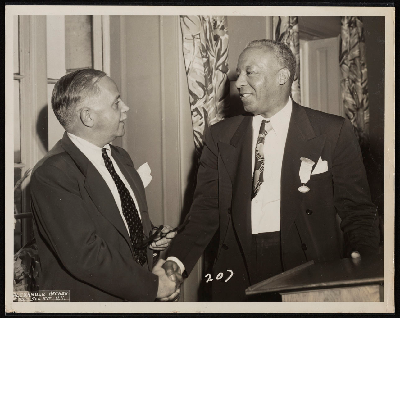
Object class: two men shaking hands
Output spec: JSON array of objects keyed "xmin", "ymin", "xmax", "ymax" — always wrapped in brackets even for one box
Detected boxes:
[{"xmin": 31, "ymin": 39, "xmax": 379, "ymax": 302}]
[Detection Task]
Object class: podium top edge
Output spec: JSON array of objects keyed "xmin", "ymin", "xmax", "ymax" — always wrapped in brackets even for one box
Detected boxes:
[{"xmin": 246, "ymin": 254, "xmax": 384, "ymax": 295}]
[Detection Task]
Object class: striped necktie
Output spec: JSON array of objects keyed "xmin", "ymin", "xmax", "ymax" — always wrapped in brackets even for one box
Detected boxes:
[{"xmin": 252, "ymin": 119, "xmax": 275, "ymax": 199}]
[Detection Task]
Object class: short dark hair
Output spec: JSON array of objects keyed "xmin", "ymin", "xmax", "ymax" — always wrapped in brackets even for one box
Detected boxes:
[
  {"xmin": 245, "ymin": 39, "xmax": 297, "ymax": 86},
  {"xmin": 51, "ymin": 69, "xmax": 107, "ymax": 130}
]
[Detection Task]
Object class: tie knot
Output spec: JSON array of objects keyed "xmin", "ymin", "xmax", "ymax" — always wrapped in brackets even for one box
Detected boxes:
[
  {"xmin": 102, "ymin": 148, "xmax": 111, "ymax": 163},
  {"xmin": 259, "ymin": 119, "xmax": 270, "ymax": 136},
  {"xmin": 261, "ymin": 118, "xmax": 271, "ymax": 128}
]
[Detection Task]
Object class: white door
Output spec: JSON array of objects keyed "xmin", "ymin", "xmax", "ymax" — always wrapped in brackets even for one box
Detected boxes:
[{"xmin": 300, "ymin": 36, "xmax": 344, "ymax": 117}]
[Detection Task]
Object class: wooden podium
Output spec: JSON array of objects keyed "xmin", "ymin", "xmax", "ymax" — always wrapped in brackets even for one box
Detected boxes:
[{"xmin": 245, "ymin": 254, "xmax": 384, "ymax": 302}]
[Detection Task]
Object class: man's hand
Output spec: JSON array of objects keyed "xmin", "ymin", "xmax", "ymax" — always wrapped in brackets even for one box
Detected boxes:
[
  {"xmin": 153, "ymin": 259, "xmax": 178, "ymax": 299},
  {"xmin": 162, "ymin": 260, "xmax": 184, "ymax": 287},
  {"xmin": 351, "ymin": 251, "xmax": 361, "ymax": 265},
  {"xmin": 351, "ymin": 251, "xmax": 361, "ymax": 259},
  {"xmin": 149, "ymin": 225, "xmax": 177, "ymax": 251},
  {"xmin": 158, "ymin": 287, "xmax": 181, "ymax": 302}
]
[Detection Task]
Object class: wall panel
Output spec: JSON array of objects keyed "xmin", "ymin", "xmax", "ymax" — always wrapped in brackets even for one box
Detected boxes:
[{"xmin": 122, "ymin": 15, "xmax": 164, "ymax": 224}]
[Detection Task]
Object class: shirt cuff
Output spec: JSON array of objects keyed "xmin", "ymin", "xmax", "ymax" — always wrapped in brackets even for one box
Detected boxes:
[{"xmin": 166, "ymin": 256, "xmax": 185, "ymax": 274}]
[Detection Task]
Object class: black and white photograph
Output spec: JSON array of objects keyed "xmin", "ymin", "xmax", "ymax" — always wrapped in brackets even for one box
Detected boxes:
[{"xmin": 5, "ymin": 5, "xmax": 395, "ymax": 313}]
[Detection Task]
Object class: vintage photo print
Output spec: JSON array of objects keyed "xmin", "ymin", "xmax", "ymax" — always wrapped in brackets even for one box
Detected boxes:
[{"xmin": 5, "ymin": 5, "xmax": 395, "ymax": 314}]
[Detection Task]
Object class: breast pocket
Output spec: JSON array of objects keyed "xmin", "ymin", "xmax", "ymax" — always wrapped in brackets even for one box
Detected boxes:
[
  {"xmin": 309, "ymin": 170, "xmax": 332, "ymax": 182},
  {"xmin": 307, "ymin": 171, "xmax": 334, "ymax": 207}
]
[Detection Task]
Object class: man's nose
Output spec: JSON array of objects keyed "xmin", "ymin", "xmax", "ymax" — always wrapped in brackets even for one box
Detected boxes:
[
  {"xmin": 121, "ymin": 101, "xmax": 129, "ymax": 113},
  {"xmin": 235, "ymin": 73, "xmax": 246, "ymax": 90}
]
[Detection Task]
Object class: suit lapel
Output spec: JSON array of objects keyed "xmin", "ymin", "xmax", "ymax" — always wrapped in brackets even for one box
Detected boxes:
[
  {"xmin": 111, "ymin": 148, "xmax": 151, "ymax": 234},
  {"xmin": 218, "ymin": 116, "xmax": 253, "ymax": 267},
  {"xmin": 111, "ymin": 148, "xmax": 153, "ymax": 268},
  {"xmin": 61, "ymin": 133, "xmax": 133, "ymax": 246},
  {"xmin": 61, "ymin": 133, "xmax": 152, "ymax": 267},
  {"xmin": 280, "ymin": 102, "xmax": 327, "ymax": 239},
  {"xmin": 84, "ymin": 163, "xmax": 132, "ymax": 245}
]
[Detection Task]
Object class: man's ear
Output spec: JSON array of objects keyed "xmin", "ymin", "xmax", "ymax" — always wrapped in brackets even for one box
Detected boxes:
[
  {"xmin": 278, "ymin": 68, "xmax": 290, "ymax": 85},
  {"xmin": 80, "ymin": 107, "xmax": 94, "ymax": 128}
]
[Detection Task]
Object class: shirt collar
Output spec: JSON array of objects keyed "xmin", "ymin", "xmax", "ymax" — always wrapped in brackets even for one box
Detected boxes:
[
  {"xmin": 67, "ymin": 132, "xmax": 111, "ymax": 160},
  {"xmin": 252, "ymin": 98, "xmax": 293, "ymax": 134},
  {"xmin": 270, "ymin": 97, "xmax": 292, "ymax": 129}
]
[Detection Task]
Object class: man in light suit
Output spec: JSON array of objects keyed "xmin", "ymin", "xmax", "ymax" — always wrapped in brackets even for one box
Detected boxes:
[
  {"xmin": 31, "ymin": 69, "xmax": 180, "ymax": 302},
  {"xmin": 164, "ymin": 39, "xmax": 380, "ymax": 301}
]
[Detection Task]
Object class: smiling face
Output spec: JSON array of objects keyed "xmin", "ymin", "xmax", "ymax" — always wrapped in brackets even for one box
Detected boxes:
[
  {"xmin": 236, "ymin": 47, "xmax": 289, "ymax": 118},
  {"xmin": 87, "ymin": 76, "xmax": 129, "ymax": 146}
]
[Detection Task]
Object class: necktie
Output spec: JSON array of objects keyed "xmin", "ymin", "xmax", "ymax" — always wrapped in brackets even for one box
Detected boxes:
[
  {"xmin": 252, "ymin": 119, "xmax": 274, "ymax": 199},
  {"xmin": 102, "ymin": 148, "xmax": 147, "ymax": 266}
]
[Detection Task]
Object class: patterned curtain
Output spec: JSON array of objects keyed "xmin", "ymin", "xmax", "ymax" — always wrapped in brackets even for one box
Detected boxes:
[
  {"xmin": 180, "ymin": 16, "xmax": 230, "ymax": 156},
  {"xmin": 273, "ymin": 16, "xmax": 301, "ymax": 104},
  {"xmin": 339, "ymin": 17, "xmax": 369, "ymax": 146}
]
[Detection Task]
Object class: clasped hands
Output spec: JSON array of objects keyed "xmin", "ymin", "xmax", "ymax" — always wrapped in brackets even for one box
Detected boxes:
[
  {"xmin": 148, "ymin": 225, "xmax": 177, "ymax": 251},
  {"xmin": 147, "ymin": 225, "xmax": 183, "ymax": 301},
  {"xmin": 153, "ymin": 259, "xmax": 183, "ymax": 302}
]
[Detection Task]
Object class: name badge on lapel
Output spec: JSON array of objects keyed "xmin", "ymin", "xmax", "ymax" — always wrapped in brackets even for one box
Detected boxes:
[{"xmin": 298, "ymin": 157, "xmax": 315, "ymax": 193}]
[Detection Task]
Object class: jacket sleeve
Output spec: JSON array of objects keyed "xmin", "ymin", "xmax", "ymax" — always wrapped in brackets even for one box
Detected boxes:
[
  {"xmin": 31, "ymin": 164, "xmax": 159, "ymax": 301},
  {"xmin": 332, "ymin": 119, "xmax": 380, "ymax": 256},
  {"xmin": 167, "ymin": 129, "xmax": 220, "ymax": 274}
]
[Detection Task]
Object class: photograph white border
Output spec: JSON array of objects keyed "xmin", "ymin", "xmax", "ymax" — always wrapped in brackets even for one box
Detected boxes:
[{"xmin": 5, "ymin": 5, "xmax": 395, "ymax": 314}]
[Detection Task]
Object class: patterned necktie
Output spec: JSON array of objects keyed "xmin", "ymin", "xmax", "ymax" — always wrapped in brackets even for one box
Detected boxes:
[
  {"xmin": 252, "ymin": 119, "xmax": 274, "ymax": 199},
  {"xmin": 102, "ymin": 148, "xmax": 147, "ymax": 266}
]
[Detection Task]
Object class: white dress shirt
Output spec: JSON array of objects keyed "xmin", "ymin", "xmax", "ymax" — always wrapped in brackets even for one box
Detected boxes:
[
  {"xmin": 67, "ymin": 133, "xmax": 141, "ymax": 236},
  {"xmin": 251, "ymin": 98, "xmax": 292, "ymax": 233}
]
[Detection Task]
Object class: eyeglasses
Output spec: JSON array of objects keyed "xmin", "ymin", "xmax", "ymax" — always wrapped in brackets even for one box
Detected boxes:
[{"xmin": 132, "ymin": 217, "xmax": 190, "ymax": 249}]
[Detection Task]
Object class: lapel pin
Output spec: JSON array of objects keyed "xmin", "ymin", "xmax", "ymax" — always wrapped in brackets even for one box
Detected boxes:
[{"xmin": 298, "ymin": 185, "xmax": 310, "ymax": 193}]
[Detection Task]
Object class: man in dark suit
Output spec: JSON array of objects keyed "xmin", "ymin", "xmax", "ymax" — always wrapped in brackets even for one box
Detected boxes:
[
  {"xmin": 164, "ymin": 39, "xmax": 380, "ymax": 301},
  {"xmin": 31, "ymin": 69, "xmax": 180, "ymax": 302}
]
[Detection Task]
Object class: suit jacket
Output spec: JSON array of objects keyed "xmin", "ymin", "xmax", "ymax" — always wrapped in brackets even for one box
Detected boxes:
[
  {"xmin": 169, "ymin": 102, "xmax": 380, "ymax": 301},
  {"xmin": 31, "ymin": 133, "xmax": 159, "ymax": 302}
]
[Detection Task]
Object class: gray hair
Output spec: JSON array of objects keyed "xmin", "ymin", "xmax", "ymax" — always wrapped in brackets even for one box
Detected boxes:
[
  {"xmin": 51, "ymin": 69, "xmax": 107, "ymax": 130},
  {"xmin": 245, "ymin": 39, "xmax": 297, "ymax": 85}
]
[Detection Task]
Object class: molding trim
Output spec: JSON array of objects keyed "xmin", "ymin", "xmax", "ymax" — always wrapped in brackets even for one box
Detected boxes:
[
  {"xmin": 266, "ymin": 16, "xmax": 273, "ymax": 39},
  {"xmin": 15, "ymin": 16, "xmax": 48, "ymax": 244},
  {"xmin": 298, "ymin": 16, "xmax": 341, "ymax": 41},
  {"xmin": 102, "ymin": 15, "xmax": 111, "ymax": 75},
  {"xmin": 92, "ymin": 16, "xmax": 103, "ymax": 70},
  {"xmin": 300, "ymin": 40, "xmax": 310, "ymax": 107},
  {"xmin": 159, "ymin": 15, "xmax": 182, "ymax": 225},
  {"xmin": 119, "ymin": 16, "xmax": 128, "ymax": 150}
]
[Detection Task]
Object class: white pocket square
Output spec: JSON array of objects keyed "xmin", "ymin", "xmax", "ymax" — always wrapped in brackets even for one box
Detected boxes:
[
  {"xmin": 311, "ymin": 157, "xmax": 328, "ymax": 175},
  {"xmin": 137, "ymin": 162, "xmax": 152, "ymax": 188}
]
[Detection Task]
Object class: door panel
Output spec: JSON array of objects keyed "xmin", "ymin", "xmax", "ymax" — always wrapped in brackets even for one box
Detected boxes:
[{"xmin": 300, "ymin": 36, "xmax": 343, "ymax": 117}]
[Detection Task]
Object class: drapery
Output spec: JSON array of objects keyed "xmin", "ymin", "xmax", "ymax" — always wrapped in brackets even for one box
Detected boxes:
[
  {"xmin": 273, "ymin": 16, "xmax": 301, "ymax": 104},
  {"xmin": 180, "ymin": 16, "xmax": 230, "ymax": 156},
  {"xmin": 339, "ymin": 17, "xmax": 369, "ymax": 146}
]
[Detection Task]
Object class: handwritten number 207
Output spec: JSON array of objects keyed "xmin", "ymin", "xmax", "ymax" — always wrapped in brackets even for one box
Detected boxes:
[{"xmin": 205, "ymin": 270, "xmax": 234, "ymax": 283}]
